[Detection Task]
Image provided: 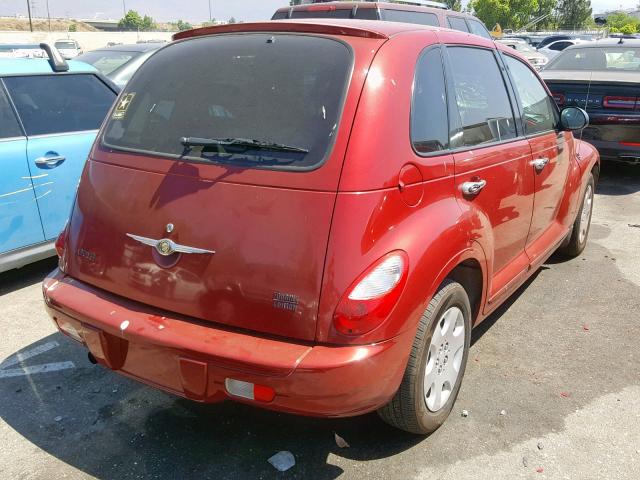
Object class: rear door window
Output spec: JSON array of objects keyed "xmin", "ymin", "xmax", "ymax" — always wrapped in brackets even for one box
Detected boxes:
[
  {"xmin": 381, "ymin": 9, "xmax": 439, "ymax": 26},
  {"xmin": 412, "ymin": 48, "xmax": 449, "ymax": 154},
  {"xmin": 4, "ymin": 74, "xmax": 115, "ymax": 136},
  {"xmin": 0, "ymin": 83, "xmax": 23, "ymax": 139},
  {"xmin": 447, "ymin": 16, "xmax": 469, "ymax": 32},
  {"xmin": 447, "ymin": 47, "xmax": 516, "ymax": 147},
  {"xmin": 103, "ymin": 34, "xmax": 353, "ymax": 170}
]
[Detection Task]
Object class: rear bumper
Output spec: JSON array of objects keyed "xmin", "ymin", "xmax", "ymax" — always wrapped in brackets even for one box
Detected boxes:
[
  {"xmin": 582, "ymin": 122, "xmax": 640, "ymax": 164},
  {"xmin": 42, "ymin": 269, "xmax": 412, "ymax": 417}
]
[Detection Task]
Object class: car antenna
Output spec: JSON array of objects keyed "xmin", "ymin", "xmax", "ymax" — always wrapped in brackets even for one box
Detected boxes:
[{"xmin": 39, "ymin": 42, "xmax": 69, "ymax": 72}]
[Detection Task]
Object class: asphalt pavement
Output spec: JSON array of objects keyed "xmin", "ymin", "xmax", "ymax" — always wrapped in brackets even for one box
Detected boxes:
[{"xmin": 1, "ymin": 164, "xmax": 639, "ymax": 480}]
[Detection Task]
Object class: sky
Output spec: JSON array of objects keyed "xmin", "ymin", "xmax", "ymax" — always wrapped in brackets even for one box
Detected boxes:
[
  {"xmin": 0, "ymin": 0, "xmax": 638, "ymax": 23},
  {"xmin": 0, "ymin": 0, "xmax": 286, "ymax": 23}
]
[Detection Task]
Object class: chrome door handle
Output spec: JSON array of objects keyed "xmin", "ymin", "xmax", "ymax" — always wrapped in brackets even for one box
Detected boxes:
[
  {"xmin": 461, "ymin": 179, "xmax": 487, "ymax": 196},
  {"xmin": 35, "ymin": 154, "xmax": 66, "ymax": 169},
  {"xmin": 532, "ymin": 157, "xmax": 549, "ymax": 171}
]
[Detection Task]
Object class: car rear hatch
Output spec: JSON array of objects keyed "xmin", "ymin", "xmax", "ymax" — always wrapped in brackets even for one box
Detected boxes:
[{"xmin": 64, "ymin": 27, "xmax": 385, "ymax": 342}]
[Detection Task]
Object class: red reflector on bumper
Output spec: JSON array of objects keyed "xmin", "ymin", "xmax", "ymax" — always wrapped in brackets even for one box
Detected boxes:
[
  {"xmin": 620, "ymin": 141, "xmax": 640, "ymax": 147},
  {"xmin": 225, "ymin": 378, "xmax": 275, "ymax": 403}
]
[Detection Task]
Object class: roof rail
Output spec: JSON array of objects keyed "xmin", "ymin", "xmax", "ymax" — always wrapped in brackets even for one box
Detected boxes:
[
  {"xmin": 387, "ymin": 0, "xmax": 449, "ymax": 9},
  {"xmin": 39, "ymin": 42, "xmax": 69, "ymax": 72}
]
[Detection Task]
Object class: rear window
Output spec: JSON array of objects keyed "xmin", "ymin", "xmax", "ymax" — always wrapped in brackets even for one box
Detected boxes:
[
  {"xmin": 103, "ymin": 34, "xmax": 353, "ymax": 170},
  {"xmin": 548, "ymin": 47, "xmax": 640, "ymax": 71},
  {"xmin": 291, "ymin": 9, "xmax": 353, "ymax": 19},
  {"xmin": 273, "ymin": 8, "xmax": 378, "ymax": 20},
  {"xmin": 381, "ymin": 9, "xmax": 439, "ymax": 26}
]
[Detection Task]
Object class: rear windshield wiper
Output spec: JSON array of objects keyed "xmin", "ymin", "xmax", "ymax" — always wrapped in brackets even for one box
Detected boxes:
[{"xmin": 180, "ymin": 137, "xmax": 309, "ymax": 154}]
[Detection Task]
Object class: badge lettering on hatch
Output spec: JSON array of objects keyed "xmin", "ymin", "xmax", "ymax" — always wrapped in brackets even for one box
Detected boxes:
[{"xmin": 273, "ymin": 292, "xmax": 298, "ymax": 312}]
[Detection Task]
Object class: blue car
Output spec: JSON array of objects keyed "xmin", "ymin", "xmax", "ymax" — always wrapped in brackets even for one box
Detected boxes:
[{"xmin": 0, "ymin": 48, "xmax": 118, "ymax": 272}]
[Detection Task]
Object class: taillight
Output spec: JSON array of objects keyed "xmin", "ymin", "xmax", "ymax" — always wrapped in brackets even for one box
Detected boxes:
[
  {"xmin": 603, "ymin": 96, "xmax": 637, "ymax": 110},
  {"xmin": 55, "ymin": 224, "xmax": 69, "ymax": 271},
  {"xmin": 552, "ymin": 93, "xmax": 565, "ymax": 106},
  {"xmin": 333, "ymin": 251, "xmax": 409, "ymax": 336}
]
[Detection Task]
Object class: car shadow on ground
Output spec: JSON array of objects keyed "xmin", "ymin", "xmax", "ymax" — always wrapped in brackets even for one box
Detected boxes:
[
  {"xmin": 0, "ymin": 265, "xmax": 544, "ymax": 480},
  {"xmin": 0, "ymin": 257, "xmax": 57, "ymax": 295},
  {"xmin": 595, "ymin": 162, "xmax": 640, "ymax": 196}
]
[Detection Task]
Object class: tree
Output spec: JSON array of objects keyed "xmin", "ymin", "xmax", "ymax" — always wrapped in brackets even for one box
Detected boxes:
[
  {"xmin": 604, "ymin": 11, "xmax": 640, "ymax": 32},
  {"xmin": 118, "ymin": 10, "xmax": 143, "ymax": 31},
  {"xmin": 68, "ymin": 23, "xmax": 77, "ymax": 32},
  {"xmin": 469, "ymin": 0, "xmax": 540, "ymax": 31},
  {"xmin": 118, "ymin": 10, "xmax": 156, "ymax": 31},
  {"xmin": 555, "ymin": 0, "xmax": 592, "ymax": 29},
  {"xmin": 141, "ymin": 15, "xmax": 156, "ymax": 31},
  {"xmin": 228, "ymin": 17, "xmax": 237, "ymax": 24},
  {"xmin": 175, "ymin": 19, "xmax": 192, "ymax": 31},
  {"xmin": 444, "ymin": 0, "xmax": 462, "ymax": 11}
]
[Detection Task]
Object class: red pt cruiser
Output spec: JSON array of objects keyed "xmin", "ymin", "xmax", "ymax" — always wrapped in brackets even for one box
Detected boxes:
[{"xmin": 43, "ymin": 20, "xmax": 599, "ymax": 434}]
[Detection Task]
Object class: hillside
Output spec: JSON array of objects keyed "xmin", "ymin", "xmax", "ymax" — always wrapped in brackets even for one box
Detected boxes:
[{"xmin": 0, "ymin": 17, "xmax": 97, "ymax": 32}]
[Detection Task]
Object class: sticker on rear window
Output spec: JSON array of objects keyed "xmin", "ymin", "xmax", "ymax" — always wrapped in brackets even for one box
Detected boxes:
[{"xmin": 112, "ymin": 93, "xmax": 135, "ymax": 120}]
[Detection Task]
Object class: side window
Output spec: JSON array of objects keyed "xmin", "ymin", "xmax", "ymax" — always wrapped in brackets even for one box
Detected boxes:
[
  {"xmin": 504, "ymin": 55, "xmax": 558, "ymax": 135},
  {"xmin": 447, "ymin": 16, "xmax": 469, "ymax": 32},
  {"xmin": 0, "ymin": 84, "xmax": 23, "ymax": 139},
  {"xmin": 382, "ymin": 9, "xmax": 439, "ymax": 26},
  {"xmin": 412, "ymin": 48, "xmax": 448, "ymax": 154},
  {"xmin": 467, "ymin": 19, "xmax": 492, "ymax": 40},
  {"xmin": 3, "ymin": 74, "xmax": 115, "ymax": 136},
  {"xmin": 447, "ymin": 47, "xmax": 516, "ymax": 147}
]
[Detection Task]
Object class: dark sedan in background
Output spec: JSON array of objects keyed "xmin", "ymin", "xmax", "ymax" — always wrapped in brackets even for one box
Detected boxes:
[
  {"xmin": 75, "ymin": 42, "xmax": 165, "ymax": 88},
  {"xmin": 541, "ymin": 39, "xmax": 640, "ymax": 165}
]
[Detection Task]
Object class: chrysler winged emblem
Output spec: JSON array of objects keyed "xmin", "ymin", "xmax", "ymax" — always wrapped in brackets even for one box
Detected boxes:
[{"xmin": 126, "ymin": 233, "xmax": 215, "ymax": 256}]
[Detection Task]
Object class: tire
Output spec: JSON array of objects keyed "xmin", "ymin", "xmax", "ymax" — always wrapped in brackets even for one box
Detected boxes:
[
  {"xmin": 378, "ymin": 280, "xmax": 472, "ymax": 434},
  {"xmin": 559, "ymin": 173, "xmax": 595, "ymax": 258}
]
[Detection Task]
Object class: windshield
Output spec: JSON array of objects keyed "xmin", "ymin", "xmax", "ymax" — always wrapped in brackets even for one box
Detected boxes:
[
  {"xmin": 103, "ymin": 34, "xmax": 353, "ymax": 170},
  {"xmin": 55, "ymin": 41, "xmax": 76, "ymax": 49},
  {"xmin": 77, "ymin": 50, "xmax": 140, "ymax": 75},
  {"xmin": 547, "ymin": 46, "xmax": 640, "ymax": 71}
]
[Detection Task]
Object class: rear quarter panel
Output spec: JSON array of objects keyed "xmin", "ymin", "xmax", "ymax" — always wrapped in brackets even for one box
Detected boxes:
[{"xmin": 317, "ymin": 31, "xmax": 488, "ymax": 344}]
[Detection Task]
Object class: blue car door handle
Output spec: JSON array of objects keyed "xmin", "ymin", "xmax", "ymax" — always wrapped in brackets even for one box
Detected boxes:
[{"xmin": 34, "ymin": 152, "xmax": 66, "ymax": 169}]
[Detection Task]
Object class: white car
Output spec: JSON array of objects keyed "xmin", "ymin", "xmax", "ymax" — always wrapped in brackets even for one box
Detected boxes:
[
  {"xmin": 538, "ymin": 39, "xmax": 585, "ymax": 61},
  {"xmin": 497, "ymin": 38, "xmax": 548, "ymax": 70},
  {"xmin": 54, "ymin": 39, "xmax": 83, "ymax": 59}
]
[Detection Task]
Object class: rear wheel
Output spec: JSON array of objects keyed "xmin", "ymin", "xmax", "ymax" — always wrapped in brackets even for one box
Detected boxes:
[
  {"xmin": 378, "ymin": 280, "xmax": 471, "ymax": 434},
  {"xmin": 559, "ymin": 173, "xmax": 595, "ymax": 257}
]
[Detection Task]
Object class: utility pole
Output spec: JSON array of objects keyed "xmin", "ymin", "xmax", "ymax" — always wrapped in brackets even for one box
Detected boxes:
[
  {"xmin": 26, "ymin": 0, "xmax": 33, "ymax": 32},
  {"xmin": 46, "ymin": 0, "xmax": 51, "ymax": 32},
  {"xmin": 208, "ymin": 0, "xmax": 212, "ymax": 21},
  {"xmin": 122, "ymin": 0, "xmax": 127, "ymax": 16}
]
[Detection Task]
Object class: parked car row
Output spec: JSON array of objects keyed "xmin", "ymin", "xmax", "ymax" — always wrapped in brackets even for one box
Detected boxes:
[{"xmin": 541, "ymin": 38, "xmax": 640, "ymax": 165}]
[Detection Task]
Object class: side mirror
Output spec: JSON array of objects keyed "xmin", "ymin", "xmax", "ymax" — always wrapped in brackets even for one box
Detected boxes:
[{"xmin": 560, "ymin": 107, "xmax": 589, "ymax": 131}]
